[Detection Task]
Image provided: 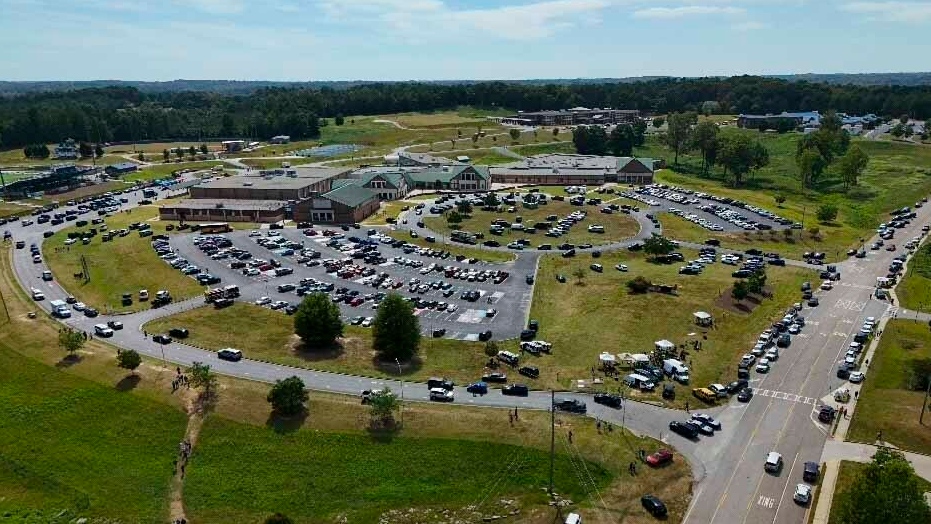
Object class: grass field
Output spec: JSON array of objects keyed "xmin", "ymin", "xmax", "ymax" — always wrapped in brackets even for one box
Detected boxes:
[
  {"xmin": 897, "ymin": 242, "xmax": 931, "ymax": 311},
  {"xmin": 423, "ymin": 200, "xmax": 641, "ymax": 247},
  {"xmin": 124, "ymin": 161, "xmax": 233, "ymax": 182},
  {"xmin": 106, "ymin": 141, "xmax": 225, "ymax": 154},
  {"xmin": 0, "ymin": 241, "xmax": 692, "ymax": 524},
  {"xmin": 0, "ymin": 147, "xmax": 131, "ymax": 168},
  {"xmin": 43, "ymin": 204, "xmax": 205, "ymax": 313},
  {"xmin": 517, "ymin": 248, "xmax": 813, "ymax": 399},
  {"xmin": 361, "ymin": 200, "xmax": 409, "ymax": 225},
  {"xmin": 828, "ymin": 460, "xmax": 931, "ymax": 524},
  {"xmin": 848, "ymin": 320, "xmax": 931, "ymax": 454}
]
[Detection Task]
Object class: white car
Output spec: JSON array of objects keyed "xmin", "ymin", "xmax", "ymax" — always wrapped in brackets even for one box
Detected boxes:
[
  {"xmin": 446, "ymin": 304, "xmax": 458, "ymax": 312},
  {"xmin": 756, "ymin": 359, "xmax": 771, "ymax": 373},
  {"xmin": 64, "ymin": 238, "xmax": 77, "ymax": 246},
  {"xmin": 788, "ymin": 324, "xmax": 801, "ymax": 335},
  {"xmin": 72, "ymin": 302, "xmax": 86, "ymax": 311},
  {"xmin": 587, "ymin": 225, "xmax": 605, "ymax": 233},
  {"xmin": 793, "ymin": 483, "xmax": 812, "ymax": 505},
  {"xmin": 614, "ymin": 264, "xmax": 628, "ymax": 272},
  {"xmin": 249, "ymin": 230, "xmax": 262, "ymax": 237},
  {"xmin": 361, "ymin": 317, "xmax": 373, "ymax": 328},
  {"xmin": 820, "ymin": 280, "xmax": 833, "ymax": 290},
  {"xmin": 849, "ymin": 371, "xmax": 866, "ymax": 383},
  {"xmin": 255, "ymin": 296, "xmax": 272, "ymax": 306}
]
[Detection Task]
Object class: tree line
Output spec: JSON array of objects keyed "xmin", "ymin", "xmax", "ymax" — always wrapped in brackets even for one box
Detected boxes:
[{"xmin": 4, "ymin": 76, "xmax": 931, "ymax": 148}]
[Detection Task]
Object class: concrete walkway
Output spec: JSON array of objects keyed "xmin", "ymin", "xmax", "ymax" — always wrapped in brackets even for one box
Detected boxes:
[{"xmin": 822, "ymin": 441, "xmax": 931, "ymax": 481}]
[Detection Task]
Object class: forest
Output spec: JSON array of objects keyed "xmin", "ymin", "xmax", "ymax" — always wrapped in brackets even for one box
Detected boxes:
[{"xmin": 3, "ymin": 75, "xmax": 931, "ymax": 149}]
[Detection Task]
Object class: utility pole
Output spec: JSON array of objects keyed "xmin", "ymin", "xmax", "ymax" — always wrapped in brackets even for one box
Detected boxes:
[
  {"xmin": 395, "ymin": 358, "xmax": 404, "ymax": 427},
  {"xmin": 921, "ymin": 377, "xmax": 931, "ymax": 425},
  {"xmin": 549, "ymin": 389, "xmax": 555, "ymax": 495}
]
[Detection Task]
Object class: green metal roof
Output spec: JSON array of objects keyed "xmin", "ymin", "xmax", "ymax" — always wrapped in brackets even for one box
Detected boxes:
[
  {"xmin": 321, "ymin": 184, "xmax": 378, "ymax": 208},
  {"xmin": 404, "ymin": 165, "xmax": 490, "ymax": 184}
]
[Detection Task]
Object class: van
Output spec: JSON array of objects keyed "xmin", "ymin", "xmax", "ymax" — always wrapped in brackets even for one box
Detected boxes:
[
  {"xmin": 94, "ymin": 324, "xmax": 114, "ymax": 338},
  {"xmin": 497, "ymin": 351, "xmax": 519, "ymax": 366},
  {"xmin": 692, "ymin": 388, "xmax": 717, "ymax": 403},
  {"xmin": 764, "ymin": 452, "xmax": 783, "ymax": 473},
  {"xmin": 564, "ymin": 513, "xmax": 582, "ymax": 524},
  {"xmin": 50, "ymin": 299, "xmax": 71, "ymax": 318},
  {"xmin": 624, "ymin": 373, "xmax": 656, "ymax": 391}
]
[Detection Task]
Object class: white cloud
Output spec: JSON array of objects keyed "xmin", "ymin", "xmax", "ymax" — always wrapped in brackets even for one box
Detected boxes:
[
  {"xmin": 318, "ymin": 0, "xmax": 611, "ymax": 40},
  {"xmin": 841, "ymin": 2, "xmax": 931, "ymax": 22},
  {"xmin": 732, "ymin": 20, "xmax": 766, "ymax": 31},
  {"xmin": 632, "ymin": 5, "xmax": 745, "ymax": 18}
]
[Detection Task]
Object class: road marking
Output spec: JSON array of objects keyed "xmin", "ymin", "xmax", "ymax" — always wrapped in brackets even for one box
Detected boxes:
[
  {"xmin": 771, "ymin": 453, "xmax": 800, "ymax": 524},
  {"xmin": 757, "ymin": 495, "xmax": 775, "ymax": 509}
]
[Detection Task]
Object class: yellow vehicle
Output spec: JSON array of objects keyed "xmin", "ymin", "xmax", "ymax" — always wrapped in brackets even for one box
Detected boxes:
[{"xmin": 692, "ymin": 387, "xmax": 717, "ymax": 403}]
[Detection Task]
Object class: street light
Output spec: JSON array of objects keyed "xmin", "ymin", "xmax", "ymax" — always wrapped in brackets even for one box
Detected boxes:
[{"xmin": 395, "ymin": 357, "xmax": 404, "ymax": 427}]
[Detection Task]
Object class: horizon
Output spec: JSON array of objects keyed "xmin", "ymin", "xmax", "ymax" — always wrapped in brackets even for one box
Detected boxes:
[{"xmin": 2, "ymin": 0, "xmax": 930, "ymax": 81}]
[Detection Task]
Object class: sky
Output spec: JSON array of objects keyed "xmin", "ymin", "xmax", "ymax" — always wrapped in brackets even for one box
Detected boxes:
[{"xmin": 1, "ymin": 0, "xmax": 930, "ymax": 81}]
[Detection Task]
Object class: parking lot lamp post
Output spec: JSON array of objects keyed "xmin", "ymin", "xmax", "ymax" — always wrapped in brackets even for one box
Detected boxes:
[{"xmin": 395, "ymin": 358, "xmax": 404, "ymax": 427}]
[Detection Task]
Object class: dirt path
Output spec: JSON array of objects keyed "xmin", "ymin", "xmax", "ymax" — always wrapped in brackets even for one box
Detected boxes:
[{"xmin": 168, "ymin": 393, "xmax": 205, "ymax": 523}]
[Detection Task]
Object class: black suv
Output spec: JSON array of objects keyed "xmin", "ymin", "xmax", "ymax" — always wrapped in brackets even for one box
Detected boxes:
[
  {"xmin": 803, "ymin": 461, "xmax": 820, "ymax": 482},
  {"xmin": 152, "ymin": 334, "xmax": 173, "ymax": 344},
  {"xmin": 593, "ymin": 393, "xmax": 623, "ymax": 408},
  {"xmin": 168, "ymin": 327, "xmax": 189, "ymax": 339},
  {"xmin": 669, "ymin": 421, "xmax": 698, "ymax": 439},
  {"xmin": 553, "ymin": 399, "xmax": 587, "ymax": 414},
  {"xmin": 502, "ymin": 384, "xmax": 529, "ymax": 397},
  {"xmin": 641, "ymin": 495, "xmax": 668, "ymax": 518},
  {"xmin": 518, "ymin": 365, "xmax": 540, "ymax": 379}
]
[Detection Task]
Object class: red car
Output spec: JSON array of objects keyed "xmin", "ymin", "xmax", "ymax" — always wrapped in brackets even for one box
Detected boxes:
[
  {"xmin": 303, "ymin": 228, "xmax": 318, "ymax": 236},
  {"xmin": 646, "ymin": 449, "xmax": 674, "ymax": 467},
  {"xmin": 350, "ymin": 297, "xmax": 364, "ymax": 307}
]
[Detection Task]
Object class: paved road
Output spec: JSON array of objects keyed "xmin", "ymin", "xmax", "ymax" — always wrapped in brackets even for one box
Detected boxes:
[{"xmin": 682, "ymin": 202, "xmax": 931, "ymax": 524}]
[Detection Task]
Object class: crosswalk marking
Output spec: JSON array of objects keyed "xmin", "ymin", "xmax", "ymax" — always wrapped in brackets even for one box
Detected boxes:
[{"xmin": 755, "ymin": 389, "xmax": 815, "ymax": 405}]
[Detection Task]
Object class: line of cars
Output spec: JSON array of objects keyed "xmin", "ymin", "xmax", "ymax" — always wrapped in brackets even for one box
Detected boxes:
[
  {"xmin": 668, "ymin": 412, "xmax": 723, "ymax": 439},
  {"xmin": 636, "ymin": 184, "xmax": 797, "ymax": 230},
  {"xmin": 762, "ymin": 453, "xmax": 820, "ymax": 506},
  {"xmin": 836, "ymin": 317, "xmax": 877, "ymax": 381}
]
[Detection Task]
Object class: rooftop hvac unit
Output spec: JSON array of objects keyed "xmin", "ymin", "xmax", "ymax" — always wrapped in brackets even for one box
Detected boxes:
[{"xmin": 243, "ymin": 181, "xmax": 253, "ymax": 186}]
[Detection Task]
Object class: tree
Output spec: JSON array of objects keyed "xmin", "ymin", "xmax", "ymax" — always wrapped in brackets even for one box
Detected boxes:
[
  {"xmin": 137, "ymin": 152, "xmax": 145, "ymax": 162},
  {"xmin": 747, "ymin": 270, "xmax": 767, "ymax": 295},
  {"xmin": 664, "ymin": 112, "xmax": 696, "ymax": 165},
  {"xmin": 117, "ymin": 349, "xmax": 142, "ymax": 376},
  {"xmin": 264, "ymin": 514, "xmax": 294, "ymax": 524},
  {"xmin": 607, "ymin": 124, "xmax": 635, "ymax": 156},
  {"xmin": 834, "ymin": 447, "xmax": 931, "ymax": 524},
  {"xmin": 626, "ymin": 276, "xmax": 652, "ymax": 294},
  {"xmin": 294, "ymin": 293, "xmax": 344, "ymax": 348},
  {"xmin": 484, "ymin": 340, "xmax": 499, "ymax": 357},
  {"xmin": 335, "ymin": 114, "xmax": 345, "ymax": 126},
  {"xmin": 837, "ymin": 146, "xmax": 869, "ymax": 189},
  {"xmin": 632, "ymin": 118, "xmax": 647, "ymax": 146},
  {"xmin": 368, "ymin": 388, "xmax": 401, "ymax": 428},
  {"xmin": 23, "ymin": 144, "xmax": 49, "ymax": 159},
  {"xmin": 817, "ymin": 203, "xmax": 839, "ymax": 223},
  {"xmin": 175, "ymin": 148, "xmax": 184, "ymax": 161},
  {"xmin": 59, "ymin": 328, "xmax": 85, "ymax": 356},
  {"xmin": 891, "ymin": 123, "xmax": 906, "ymax": 138},
  {"xmin": 774, "ymin": 195, "xmax": 786, "ymax": 206},
  {"xmin": 509, "ymin": 128, "xmax": 520, "ymax": 143},
  {"xmin": 79, "ymin": 141, "xmax": 94, "ymax": 159},
  {"xmin": 572, "ymin": 125, "xmax": 608, "ymax": 155},
  {"xmin": 373, "ymin": 293, "xmax": 420, "ymax": 361},
  {"xmin": 267, "ymin": 376, "xmax": 308, "ymax": 416},
  {"xmin": 483, "ymin": 192, "xmax": 500, "ymax": 207},
  {"xmin": 471, "ymin": 134, "xmax": 479, "ymax": 146},
  {"xmin": 701, "ymin": 101, "xmax": 721, "ymax": 115},
  {"xmin": 456, "ymin": 200, "xmax": 473, "ymax": 216},
  {"xmin": 162, "ymin": 149, "xmax": 170, "ymax": 162},
  {"xmin": 94, "ymin": 143, "xmax": 104, "ymax": 158},
  {"xmin": 731, "ymin": 280, "xmax": 750, "ymax": 302},
  {"xmin": 189, "ymin": 361, "xmax": 219, "ymax": 399},
  {"xmin": 552, "ymin": 127, "xmax": 559, "ymax": 139},
  {"xmin": 200, "ymin": 143, "xmax": 208, "ymax": 155},
  {"xmin": 717, "ymin": 133, "xmax": 769, "ymax": 186},
  {"xmin": 187, "ymin": 146, "xmax": 196, "ymax": 159},
  {"xmin": 447, "ymin": 210, "xmax": 463, "ymax": 224},
  {"xmin": 690, "ymin": 121, "xmax": 719, "ymax": 175},
  {"xmin": 796, "ymin": 149, "xmax": 826, "ymax": 188},
  {"xmin": 652, "ymin": 117, "xmax": 665, "ymax": 128},
  {"xmin": 643, "ymin": 235, "xmax": 675, "ymax": 259},
  {"xmin": 533, "ymin": 129, "xmax": 539, "ymax": 141},
  {"xmin": 572, "ymin": 267, "xmax": 587, "ymax": 285}
]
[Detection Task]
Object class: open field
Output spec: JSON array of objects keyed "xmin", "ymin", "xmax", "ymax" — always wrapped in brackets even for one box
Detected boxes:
[
  {"xmin": 105, "ymin": 141, "xmax": 225, "ymax": 154},
  {"xmin": 390, "ymin": 108, "xmax": 511, "ymax": 129},
  {"xmin": 386, "ymin": 229, "xmax": 517, "ymax": 263},
  {"xmin": 897, "ymin": 242, "xmax": 931, "ymax": 311},
  {"xmin": 0, "ymin": 146, "xmax": 131, "ymax": 167},
  {"xmin": 423, "ymin": 200, "xmax": 641, "ymax": 247},
  {"xmin": 0, "ymin": 245, "xmax": 691, "ymax": 524},
  {"xmin": 828, "ymin": 460, "xmax": 931, "ymax": 524},
  {"xmin": 43, "ymin": 204, "xmax": 205, "ymax": 313},
  {"xmin": 847, "ymin": 320, "xmax": 931, "ymax": 454},
  {"xmin": 515, "ymin": 248, "xmax": 813, "ymax": 399}
]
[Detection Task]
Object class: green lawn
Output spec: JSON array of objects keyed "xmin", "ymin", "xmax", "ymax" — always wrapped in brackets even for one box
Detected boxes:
[
  {"xmin": 424, "ymin": 200, "xmax": 641, "ymax": 248},
  {"xmin": 897, "ymin": 242, "xmax": 931, "ymax": 311},
  {"xmin": 0, "ymin": 334, "xmax": 186, "ymax": 523},
  {"xmin": 185, "ymin": 416, "xmax": 606, "ymax": 523},
  {"xmin": 517, "ymin": 248, "xmax": 813, "ymax": 401},
  {"xmin": 848, "ymin": 320, "xmax": 931, "ymax": 454},
  {"xmin": 43, "ymin": 204, "xmax": 205, "ymax": 313},
  {"xmin": 362, "ymin": 200, "xmax": 408, "ymax": 226}
]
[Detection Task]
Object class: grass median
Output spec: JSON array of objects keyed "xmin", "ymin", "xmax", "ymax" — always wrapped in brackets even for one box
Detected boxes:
[
  {"xmin": 423, "ymin": 200, "xmax": 641, "ymax": 248},
  {"xmin": 0, "ymin": 244, "xmax": 692, "ymax": 523},
  {"xmin": 848, "ymin": 320, "xmax": 931, "ymax": 454},
  {"xmin": 897, "ymin": 242, "xmax": 931, "ymax": 311}
]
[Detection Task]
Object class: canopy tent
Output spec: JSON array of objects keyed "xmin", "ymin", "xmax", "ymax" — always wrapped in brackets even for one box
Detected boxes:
[
  {"xmin": 599, "ymin": 352, "xmax": 617, "ymax": 364},
  {"xmin": 693, "ymin": 311, "xmax": 714, "ymax": 327}
]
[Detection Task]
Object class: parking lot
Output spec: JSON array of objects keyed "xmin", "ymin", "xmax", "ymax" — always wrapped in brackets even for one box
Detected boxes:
[{"xmin": 168, "ymin": 225, "xmax": 537, "ymax": 341}]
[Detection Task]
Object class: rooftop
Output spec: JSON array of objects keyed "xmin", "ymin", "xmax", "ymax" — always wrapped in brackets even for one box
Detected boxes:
[
  {"xmin": 195, "ymin": 175, "xmax": 319, "ymax": 191},
  {"xmin": 159, "ymin": 199, "xmax": 288, "ymax": 211},
  {"xmin": 321, "ymin": 184, "xmax": 378, "ymax": 208},
  {"xmin": 490, "ymin": 154, "xmax": 654, "ymax": 176}
]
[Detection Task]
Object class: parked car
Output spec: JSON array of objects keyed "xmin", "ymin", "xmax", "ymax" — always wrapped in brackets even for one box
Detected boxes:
[
  {"xmin": 793, "ymin": 484, "xmax": 812, "ymax": 505},
  {"xmin": 641, "ymin": 495, "xmax": 667, "ymax": 518},
  {"xmin": 593, "ymin": 393, "xmax": 623, "ymax": 408},
  {"xmin": 466, "ymin": 382, "xmax": 488, "ymax": 395},
  {"xmin": 502, "ymin": 384, "xmax": 529, "ymax": 396},
  {"xmin": 482, "ymin": 372, "xmax": 508, "ymax": 383},
  {"xmin": 553, "ymin": 398, "xmax": 586, "ymax": 414},
  {"xmin": 764, "ymin": 451, "xmax": 783, "ymax": 473},
  {"xmin": 645, "ymin": 449, "xmax": 673, "ymax": 467},
  {"xmin": 168, "ymin": 327, "xmax": 189, "ymax": 339},
  {"xmin": 217, "ymin": 348, "xmax": 242, "ymax": 361},
  {"xmin": 518, "ymin": 365, "xmax": 540, "ymax": 379},
  {"xmin": 152, "ymin": 334, "xmax": 172, "ymax": 344},
  {"xmin": 429, "ymin": 388, "xmax": 454, "ymax": 402},
  {"xmin": 737, "ymin": 387, "xmax": 753, "ymax": 402},
  {"xmin": 803, "ymin": 461, "xmax": 820, "ymax": 482},
  {"xmin": 668, "ymin": 421, "xmax": 698, "ymax": 439}
]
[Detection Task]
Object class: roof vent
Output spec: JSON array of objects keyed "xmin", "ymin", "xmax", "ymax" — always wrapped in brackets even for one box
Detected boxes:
[{"xmin": 243, "ymin": 181, "xmax": 253, "ymax": 186}]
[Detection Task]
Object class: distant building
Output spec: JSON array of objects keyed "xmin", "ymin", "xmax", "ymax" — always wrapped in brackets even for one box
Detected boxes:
[
  {"xmin": 269, "ymin": 135, "xmax": 290, "ymax": 144},
  {"xmin": 494, "ymin": 108, "xmax": 640, "ymax": 127},
  {"xmin": 189, "ymin": 166, "xmax": 350, "ymax": 201},
  {"xmin": 158, "ymin": 199, "xmax": 289, "ymax": 223},
  {"xmin": 403, "ymin": 165, "xmax": 490, "ymax": 192},
  {"xmin": 336, "ymin": 168, "xmax": 411, "ymax": 200},
  {"xmin": 221, "ymin": 140, "xmax": 246, "ymax": 153},
  {"xmin": 293, "ymin": 184, "xmax": 380, "ymax": 224},
  {"xmin": 1, "ymin": 163, "xmax": 98, "ymax": 198},
  {"xmin": 104, "ymin": 162, "xmax": 138, "ymax": 177},
  {"xmin": 389, "ymin": 151, "xmax": 464, "ymax": 167},
  {"xmin": 489, "ymin": 154, "xmax": 654, "ymax": 186},
  {"xmin": 737, "ymin": 111, "xmax": 821, "ymax": 130},
  {"xmin": 53, "ymin": 139, "xmax": 79, "ymax": 160}
]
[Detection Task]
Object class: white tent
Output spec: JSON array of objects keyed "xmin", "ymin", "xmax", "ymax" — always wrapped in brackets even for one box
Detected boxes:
[
  {"xmin": 599, "ymin": 352, "xmax": 617, "ymax": 364},
  {"xmin": 630, "ymin": 353, "xmax": 650, "ymax": 363},
  {"xmin": 655, "ymin": 340, "xmax": 675, "ymax": 352},
  {"xmin": 693, "ymin": 311, "xmax": 713, "ymax": 327}
]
